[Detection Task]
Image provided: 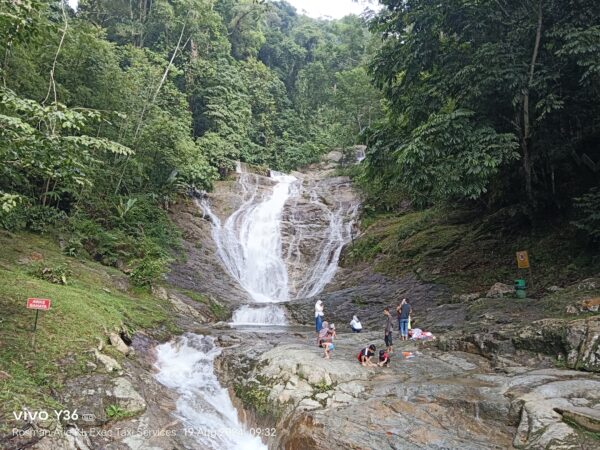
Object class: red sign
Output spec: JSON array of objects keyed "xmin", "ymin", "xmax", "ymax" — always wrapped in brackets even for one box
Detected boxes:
[{"xmin": 27, "ymin": 298, "xmax": 51, "ymax": 310}]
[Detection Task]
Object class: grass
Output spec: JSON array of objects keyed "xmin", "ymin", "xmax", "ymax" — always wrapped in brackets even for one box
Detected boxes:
[
  {"xmin": 105, "ymin": 404, "xmax": 137, "ymax": 421},
  {"xmin": 177, "ymin": 288, "xmax": 230, "ymax": 321},
  {"xmin": 0, "ymin": 231, "xmax": 178, "ymax": 433}
]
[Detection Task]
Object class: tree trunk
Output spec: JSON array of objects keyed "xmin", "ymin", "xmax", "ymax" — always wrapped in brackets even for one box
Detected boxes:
[{"xmin": 521, "ymin": 0, "xmax": 543, "ymax": 207}]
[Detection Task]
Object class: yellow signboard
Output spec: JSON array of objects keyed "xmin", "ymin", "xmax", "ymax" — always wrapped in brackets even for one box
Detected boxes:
[{"xmin": 516, "ymin": 251, "xmax": 530, "ymax": 269}]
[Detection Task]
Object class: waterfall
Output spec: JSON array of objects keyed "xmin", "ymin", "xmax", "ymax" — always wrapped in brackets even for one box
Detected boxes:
[
  {"xmin": 200, "ymin": 170, "xmax": 298, "ymax": 324},
  {"xmin": 155, "ymin": 334, "xmax": 266, "ymax": 450},
  {"xmin": 200, "ymin": 164, "xmax": 358, "ymax": 325},
  {"xmin": 231, "ymin": 304, "xmax": 287, "ymax": 326},
  {"xmin": 294, "ymin": 197, "xmax": 359, "ymax": 299}
]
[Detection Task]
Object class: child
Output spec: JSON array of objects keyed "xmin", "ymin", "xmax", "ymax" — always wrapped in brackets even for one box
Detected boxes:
[
  {"xmin": 378, "ymin": 349, "xmax": 390, "ymax": 367},
  {"xmin": 322, "ymin": 341, "xmax": 335, "ymax": 359},
  {"xmin": 357, "ymin": 344, "xmax": 377, "ymax": 367}
]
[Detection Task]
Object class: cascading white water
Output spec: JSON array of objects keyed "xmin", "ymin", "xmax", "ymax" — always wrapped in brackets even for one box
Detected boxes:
[
  {"xmin": 200, "ymin": 170, "xmax": 297, "ymax": 324},
  {"xmin": 155, "ymin": 334, "xmax": 266, "ymax": 450},
  {"xmin": 200, "ymin": 164, "xmax": 358, "ymax": 325},
  {"xmin": 294, "ymin": 196, "xmax": 359, "ymax": 299},
  {"xmin": 230, "ymin": 304, "xmax": 287, "ymax": 326}
]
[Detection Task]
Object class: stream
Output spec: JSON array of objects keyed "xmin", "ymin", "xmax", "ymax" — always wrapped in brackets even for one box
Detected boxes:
[{"xmin": 154, "ymin": 165, "xmax": 359, "ymax": 449}]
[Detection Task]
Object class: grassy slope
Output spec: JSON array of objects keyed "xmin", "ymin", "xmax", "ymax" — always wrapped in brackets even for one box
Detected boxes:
[
  {"xmin": 343, "ymin": 207, "xmax": 600, "ymax": 298},
  {"xmin": 0, "ymin": 231, "xmax": 178, "ymax": 431}
]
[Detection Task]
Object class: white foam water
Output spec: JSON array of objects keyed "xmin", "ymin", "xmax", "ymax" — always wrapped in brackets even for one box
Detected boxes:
[
  {"xmin": 201, "ymin": 172, "xmax": 297, "ymax": 305},
  {"xmin": 200, "ymin": 163, "xmax": 357, "ymax": 326},
  {"xmin": 230, "ymin": 304, "xmax": 287, "ymax": 326},
  {"xmin": 154, "ymin": 334, "xmax": 266, "ymax": 450}
]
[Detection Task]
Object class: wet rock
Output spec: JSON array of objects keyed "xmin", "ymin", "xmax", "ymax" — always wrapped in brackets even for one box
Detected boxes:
[{"xmin": 487, "ymin": 282, "xmax": 514, "ymax": 298}]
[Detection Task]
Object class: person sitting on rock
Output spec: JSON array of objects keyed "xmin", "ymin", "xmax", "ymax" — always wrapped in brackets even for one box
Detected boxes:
[
  {"xmin": 350, "ymin": 315, "xmax": 362, "ymax": 333},
  {"xmin": 378, "ymin": 349, "xmax": 390, "ymax": 367},
  {"xmin": 357, "ymin": 344, "xmax": 377, "ymax": 367}
]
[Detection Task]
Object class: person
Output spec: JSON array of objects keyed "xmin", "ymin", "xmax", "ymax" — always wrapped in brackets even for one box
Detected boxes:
[
  {"xmin": 397, "ymin": 299, "xmax": 412, "ymax": 341},
  {"xmin": 384, "ymin": 307, "xmax": 393, "ymax": 353},
  {"xmin": 357, "ymin": 344, "xmax": 377, "ymax": 367},
  {"xmin": 322, "ymin": 340, "xmax": 335, "ymax": 359},
  {"xmin": 315, "ymin": 299, "xmax": 324, "ymax": 333},
  {"xmin": 350, "ymin": 315, "xmax": 362, "ymax": 333},
  {"xmin": 329, "ymin": 323, "xmax": 337, "ymax": 340},
  {"xmin": 409, "ymin": 328, "xmax": 436, "ymax": 341},
  {"xmin": 318, "ymin": 321, "xmax": 331, "ymax": 348},
  {"xmin": 378, "ymin": 349, "xmax": 390, "ymax": 367},
  {"xmin": 321, "ymin": 323, "xmax": 336, "ymax": 359}
]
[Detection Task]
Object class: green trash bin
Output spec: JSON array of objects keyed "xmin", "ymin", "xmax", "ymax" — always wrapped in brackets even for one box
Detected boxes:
[{"xmin": 515, "ymin": 279, "xmax": 526, "ymax": 298}]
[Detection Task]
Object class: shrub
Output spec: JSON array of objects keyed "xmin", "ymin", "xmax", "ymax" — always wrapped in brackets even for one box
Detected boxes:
[
  {"xmin": 130, "ymin": 257, "xmax": 170, "ymax": 287},
  {"xmin": 30, "ymin": 263, "xmax": 71, "ymax": 285},
  {"xmin": 573, "ymin": 188, "xmax": 600, "ymax": 243}
]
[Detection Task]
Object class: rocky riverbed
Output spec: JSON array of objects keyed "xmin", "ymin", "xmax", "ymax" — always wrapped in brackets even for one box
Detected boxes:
[{"xmin": 216, "ymin": 327, "xmax": 600, "ymax": 449}]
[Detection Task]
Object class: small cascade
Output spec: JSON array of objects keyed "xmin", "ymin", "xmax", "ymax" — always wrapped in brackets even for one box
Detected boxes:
[
  {"xmin": 355, "ymin": 147, "xmax": 366, "ymax": 162},
  {"xmin": 154, "ymin": 334, "xmax": 266, "ymax": 450},
  {"xmin": 231, "ymin": 304, "xmax": 287, "ymax": 326},
  {"xmin": 294, "ymin": 198, "xmax": 358, "ymax": 299}
]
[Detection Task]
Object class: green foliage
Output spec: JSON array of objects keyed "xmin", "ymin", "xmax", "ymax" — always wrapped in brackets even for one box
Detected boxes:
[
  {"xmin": 105, "ymin": 403, "xmax": 137, "ymax": 420},
  {"xmin": 30, "ymin": 262, "xmax": 71, "ymax": 285},
  {"xmin": 397, "ymin": 107, "xmax": 519, "ymax": 205},
  {"xmin": 130, "ymin": 256, "xmax": 170, "ymax": 287},
  {"xmin": 573, "ymin": 188, "xmax": 600, "ymax": 243},
  {"xmin": 367, "ymin": 0, "xmax": 600, "ymax": 215}
]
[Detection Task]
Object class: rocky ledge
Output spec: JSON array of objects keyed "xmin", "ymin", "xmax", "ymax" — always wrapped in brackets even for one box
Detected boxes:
[{"xmin": 216, "ymin": 329, "xmax": 600, "ymax": 449}]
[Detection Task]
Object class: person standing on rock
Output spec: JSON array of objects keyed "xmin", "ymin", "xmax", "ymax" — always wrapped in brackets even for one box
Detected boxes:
[
  {"xmin": 397, "ymin": 299, "xmax": 412, "ymax": 341},
  {"xmin": 384, "ymin": 308, "xmax": 393, "ymax": 353},
  {"xmin": 315, "ymin": 299, "xmax": 324, "ymax": 333}
]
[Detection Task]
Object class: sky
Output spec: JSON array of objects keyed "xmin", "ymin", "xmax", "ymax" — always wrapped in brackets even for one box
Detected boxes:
[{"xmin": 67, "ymin": 0, "xmax": 379, "ymax": 20}]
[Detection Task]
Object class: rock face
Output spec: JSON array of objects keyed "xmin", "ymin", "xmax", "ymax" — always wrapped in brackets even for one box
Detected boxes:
[
  {"xmin": 280, "ymin": 170, "xmax": 359, "ymax": 299},
  {"xmin": 285, "ymin": 271, "xmax": 447, "ymax": 331},
  {"xmin": 217, "ymin": 329, "xmax": 600, "ymax": 450},
  {"xmin": 440, "ymin": 316, "xmax": 600, "ymax": 373},
  {"xmin": 59, "ymin": 374, "xmax": 146, "ymax": 426}
]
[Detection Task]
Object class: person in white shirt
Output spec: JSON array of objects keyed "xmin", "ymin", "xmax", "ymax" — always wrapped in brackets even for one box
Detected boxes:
[
  {"xmin": 315, "ymin": 300, "xmax": 324, "ymax": 332},
  {"xmin": 350, "ymin": 315, "xmax": 362, "ymax": 333}
]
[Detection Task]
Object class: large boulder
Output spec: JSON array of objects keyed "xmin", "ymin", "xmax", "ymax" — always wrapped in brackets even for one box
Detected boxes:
[{"xmin": 512, "ymin": 317, "xmax": 600, "ymax": 372}]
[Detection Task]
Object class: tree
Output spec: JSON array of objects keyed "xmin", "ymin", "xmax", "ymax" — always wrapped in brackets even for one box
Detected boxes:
[{"xmin": 368, "ymin": 0, "xmax": 600, "ymax": 212}]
